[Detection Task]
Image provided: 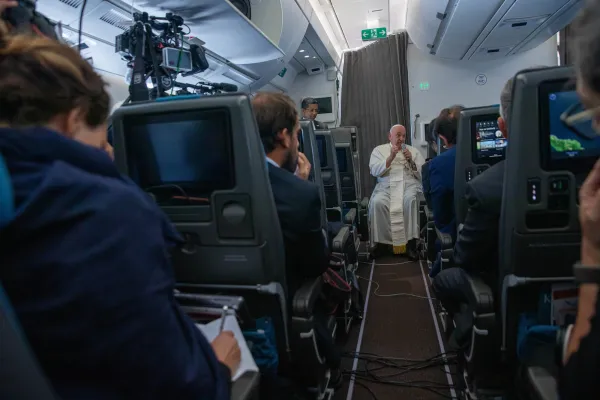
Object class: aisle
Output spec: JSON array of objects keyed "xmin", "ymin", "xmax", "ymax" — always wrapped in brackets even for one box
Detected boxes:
[{"xmin": 334, "ymin": 255, "xmax": 457, "ymax": 400}]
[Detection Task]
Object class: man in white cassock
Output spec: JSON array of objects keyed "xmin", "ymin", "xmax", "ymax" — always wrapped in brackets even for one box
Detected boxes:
[{"xmin": 368, "ymin": 124, "xmax": 426, "ymax": 257}]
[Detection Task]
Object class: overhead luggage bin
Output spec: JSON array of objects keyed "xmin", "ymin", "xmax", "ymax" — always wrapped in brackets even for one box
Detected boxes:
[{"xmin": 406, "ymin": 0, "xmax": 583, "ymax": 61}]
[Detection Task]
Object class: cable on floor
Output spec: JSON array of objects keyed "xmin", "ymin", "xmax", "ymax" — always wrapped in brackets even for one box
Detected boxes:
[
  {"xmin": 356, "ymin": 276, "xmax": 438, "ymax": 300},
  {"xmin": 359, "ymin": 260, "xmax": 414, "ymax": 266},
  {"xmin": 341, "ymin": 351, "xmax": 460, "ymax": 399}
]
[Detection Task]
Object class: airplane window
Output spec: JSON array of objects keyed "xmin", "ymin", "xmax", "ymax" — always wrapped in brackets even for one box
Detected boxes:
[
  {"xmin": 540, "ymin": 81, "xmax": 600, "ymax": 173},
  {"xmin": 122, "ymin": 109, "xmax": 234, "ymax": 205},
  {"xmin": 470, "ymin": 114, "xmax": 506, "ymax": 165}
]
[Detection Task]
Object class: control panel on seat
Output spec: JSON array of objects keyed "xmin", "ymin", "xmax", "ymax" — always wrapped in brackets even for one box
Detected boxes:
[
  {"xmin": 465, "ymin": 168, "xmax": 473, "ymax": 182},
  {"xmin": 548, "ymin": 176, "xmax": 569, "ymax": 211},
  {"xmin": 476, "ymin": 165, "xmax": 488, "ymax": 175}
]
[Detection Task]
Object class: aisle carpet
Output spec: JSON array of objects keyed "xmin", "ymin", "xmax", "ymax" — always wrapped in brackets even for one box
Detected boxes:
[{"xmin": 333, "ymin": 254, "xmax": 457, "ymax": 400}]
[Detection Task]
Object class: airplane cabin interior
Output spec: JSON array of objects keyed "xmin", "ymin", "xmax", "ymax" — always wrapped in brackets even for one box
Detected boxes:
[{"xmin": 1, "ymin": 0, "xmax": 598, "ymax": 399}]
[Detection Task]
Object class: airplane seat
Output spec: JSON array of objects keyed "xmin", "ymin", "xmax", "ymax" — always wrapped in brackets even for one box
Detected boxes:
[
  {"xmin": 433, "ymin": 105, "xmax": 507, "ymax": 394},
  {"xmin": 300, "ymin": 121, "xmax": 328, "ymax": 230},
  {"xmin": 112, "ymin": 96, "xmax": 334, "ymax": 393},
  {"xmin": 301, "ymin": 122, "xmax": 351, "ymax": 256},
  {"xmin": 315, "ymin": 131, "xmax": 358, "ymax": 259},
  {"xmin": 499, "ymin": 66, "xmax": 591, "ymax": 400},
  {"xmin": 316, "ymin": 132, "xmax": 349, "ymax": 222},
  {"xmin": 0, "ymin": 153, "xmax": 59, "ymax": 400},
  {"xmin": 331, "ymin": 127, "xmax": 369, "ymax": 244}
]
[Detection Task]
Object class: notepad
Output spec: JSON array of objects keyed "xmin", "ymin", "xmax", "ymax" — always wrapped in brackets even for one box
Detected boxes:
[{"xmin": 196, "ymin": 315, "xmax": 259, "ymax": 381}]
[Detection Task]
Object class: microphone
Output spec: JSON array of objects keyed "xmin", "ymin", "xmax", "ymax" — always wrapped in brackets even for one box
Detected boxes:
[
  {"xmin": 212, "ymin": 82, "xmax": 238, "ymax": 92},
  {"xmin": 401, "ymin": 144, "xmax": 406, "ymax": 150}
]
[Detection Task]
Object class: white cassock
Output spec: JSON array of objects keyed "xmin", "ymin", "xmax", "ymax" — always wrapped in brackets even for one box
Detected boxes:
[{"xmin": 368, "ymin": 143, "xmax": 425, "ymax": 254}]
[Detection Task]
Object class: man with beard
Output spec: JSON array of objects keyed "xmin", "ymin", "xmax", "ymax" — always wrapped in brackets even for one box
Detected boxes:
[{"xmin": 251, "ymin": 93, "xmax": 342, "ymax": 385}]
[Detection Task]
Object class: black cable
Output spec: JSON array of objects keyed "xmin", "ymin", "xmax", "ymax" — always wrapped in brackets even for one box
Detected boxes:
[
  {"xmin": 342, "ymin": 351, "xmax": 462, "ymax": 399},
  {"xmin": 353, "ymin": 379, "xmax": 379, "ymax": 400},
  {"xmin": 78, "ymin": 0, "xmax": 87, "ymax": 53}
]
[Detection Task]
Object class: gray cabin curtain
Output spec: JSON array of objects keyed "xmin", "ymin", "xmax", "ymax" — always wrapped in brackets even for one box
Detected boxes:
[{"xmin": 340, "ymin": 31, "xmax": 410, "ymax": 198}]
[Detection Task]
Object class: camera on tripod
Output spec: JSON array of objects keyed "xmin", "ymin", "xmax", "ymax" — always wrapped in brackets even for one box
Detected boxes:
[{"xmin": 115, "ymin": 11, "xmax": 210, "ymax": 102}]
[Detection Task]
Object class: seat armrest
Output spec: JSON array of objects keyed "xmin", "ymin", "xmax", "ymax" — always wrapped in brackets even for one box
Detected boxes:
[
  {"xmin": 464, "ymin": 274, "xmax": 494, "ymax": 314},
  {"xmin": 526, "ymin": 366, "xmax": 558, "ymax": 400},
  {"xmin": 332, "ymin": 225, "xmax": 350, "ymax": 253},
  {"xmin": 292, "ymin": 278, "xmax": 324, "ymax": 318},
  {"xmin": 418, "ymin": 192, "xmax": 426, "ymax": 204},
  {"xmin": 423, "ymin": 205, "xmax": 433, "ymax": 221},
  {"xmin": 344, "ymin": 208, "xmax": 357, "ymax": 225},
  {"xmin": 435, "ymin": 226, "xmax": 453, "ymax": 249},
  {"xmin": 232, "ymin": 371, "xmax": 260, "ymax": 400},
  {"xmin": 360, "ymin": 197, "xmax": 369, "ymax": 208}
]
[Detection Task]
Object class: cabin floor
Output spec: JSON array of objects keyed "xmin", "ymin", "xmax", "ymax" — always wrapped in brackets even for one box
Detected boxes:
[{"xmin": 334, "ymin": 251, "xmax": 458, "ymax": 400}]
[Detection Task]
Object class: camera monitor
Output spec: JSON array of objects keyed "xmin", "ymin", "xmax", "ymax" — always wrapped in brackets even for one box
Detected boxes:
[
  {"xmin": 121, "ymin": 109, "xmax": 234, "ymax": 206},
  {"xmin": 470, "ymin": 114, "xmax": 507, "ymax": 165},
  {"xmin": 316, "ymin": 134, "xmax": 327, "ymax": 168},
  {"xmin": 539, "ymin": 80, "xmax": 600, "ymax": 173}
]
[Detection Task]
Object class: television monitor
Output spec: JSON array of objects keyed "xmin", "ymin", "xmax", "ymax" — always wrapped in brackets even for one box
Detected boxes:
[
  {"xmin": 336, "ymin": 147, "xmax": 348, "ymax": 173},
  {"xmin": 309, "ymin": 95, "xmax": 335, "ymax": 123},
  {"xmin": 539, "ymin": 80, "xmax": 600, "ymax": 173},
  {"xmin": 315, "ymin": 134, "xmax": 327, "ymax": 168},
  {"xmin": 470, "ymin": 114, "xmax": 507, "ymax": 165},
  {"xmin": 122, "ymin": 109, "xmax": 234, "ymax": 206}
]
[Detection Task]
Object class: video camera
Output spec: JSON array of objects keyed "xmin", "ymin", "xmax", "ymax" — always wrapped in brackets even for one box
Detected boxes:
[
  {"xmin": 116, "ymin": 11, "xmax": 237, "ymax": 103},
  {"xmin": 1, "ymin": 0, "xmax": 58, "ymax": 39}
]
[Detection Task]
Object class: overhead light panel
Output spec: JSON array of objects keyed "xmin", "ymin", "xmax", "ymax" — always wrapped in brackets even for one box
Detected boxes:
[
  {"xmin": 304, "ymin": 55, "xmax": 309, "ymax": 58},
  {"xmin": 299, "ymin": 49, "xmax": 305, "ymax": 52}
]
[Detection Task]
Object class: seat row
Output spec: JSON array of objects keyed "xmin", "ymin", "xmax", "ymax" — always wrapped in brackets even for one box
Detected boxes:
[{"xmin": 421, "ymin": 66, "xmax": 595, "ymax": 400}]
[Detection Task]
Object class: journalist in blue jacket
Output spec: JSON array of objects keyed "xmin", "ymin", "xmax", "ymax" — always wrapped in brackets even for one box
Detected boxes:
[
  {"xmin": 428, "ymin": 116, "xmax": 458, "ymax": 278},
  {"xmin": 0, "ymin": 21, "xmax": 239, "ymax": 399}
]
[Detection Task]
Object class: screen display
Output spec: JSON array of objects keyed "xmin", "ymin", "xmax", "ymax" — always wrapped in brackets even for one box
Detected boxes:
[
  {"xmin": 471, "ymin": 115, "xmax": 506, "ymax": 165},
  {"xmin": 547, "ymin": 90, "xmax": 600, "ymax": 160},
  {"xmin": 314, "ymin": 97, "xmax": 333, "ymax": 114},
  {"xmin": 123, "ymin": 110, "xmax": 234, "ymax": 205},
  {"xmin": 316, "ymin": 135, "xmax": 327, "ymax": 167},
  {"xmin": 540, "ymin": 80, "xmax": 600, "ymax": 173},
  {"xmin": 336, "ymin": 147, "xmax": 348, "ymax": 172}
]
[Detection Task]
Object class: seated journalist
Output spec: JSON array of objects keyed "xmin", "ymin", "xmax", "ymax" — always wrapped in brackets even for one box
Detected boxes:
[
  {"xmin": 431, "ymin": 77, "xmax": 513, "ymax": 348},
  {"xmin": 251, "ymin": 92, "xmax": 342, "ymax": 385},
  {"xmin": 0, "ymin": 13, "xmax": 239, "ymax": 399},
  {"xmin": 428, "ymin": 115, "xmax": 458, "ymax": 278}
]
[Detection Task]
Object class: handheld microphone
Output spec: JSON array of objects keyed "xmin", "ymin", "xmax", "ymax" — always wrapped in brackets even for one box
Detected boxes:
[{"xmin": 401, "ymin": 144, "xmax": 406, "ymax": 150}]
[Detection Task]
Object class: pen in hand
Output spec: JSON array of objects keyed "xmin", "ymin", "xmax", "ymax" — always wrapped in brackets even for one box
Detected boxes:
[{"xmin": 219, "ymin": 306, "xmax": 228, "ymax": 333}]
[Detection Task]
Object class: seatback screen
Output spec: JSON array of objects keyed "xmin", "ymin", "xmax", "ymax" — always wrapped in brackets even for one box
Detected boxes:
[
  {"xmin": 548, "ymin": 91, "xmax": 600, "ymax": 160},
  {"xmin": 471, "ymin": 114, "xmax": 506, "ymax": 165},
  {"xmin": 540, "ymin": 81, "xmax": 600, "ymax": 172},
  {"xmin": 336, "ymin": 147, "xmax": 347, "ymax": 172},
  {"xmin": 123, "ymin": 109, "xmax": 234, "ymax": 205},
  {"xmin": 316, "ymin": 135, "xmax": 327, "ymax": 168}
]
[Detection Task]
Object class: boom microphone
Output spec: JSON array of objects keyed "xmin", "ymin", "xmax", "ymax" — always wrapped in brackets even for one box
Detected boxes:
[{"xmin": 212, "ymin": 82, "xmax": 238, "ymax": 93}]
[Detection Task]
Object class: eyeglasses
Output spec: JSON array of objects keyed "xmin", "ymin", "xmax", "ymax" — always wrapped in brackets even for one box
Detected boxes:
[{"xmin": 560, "ymin": 101, "xmax": 600, "ymax": 141}]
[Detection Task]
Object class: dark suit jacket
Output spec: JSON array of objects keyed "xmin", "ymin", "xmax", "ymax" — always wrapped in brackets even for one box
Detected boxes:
[
  {"xmin": 429, "ymin": 146, "xmax": 457, "ymax": 236},
  {"xmin": 267, "ymin": 163, "xmax": 330, "ymax": 299},
  {"xmin": 0, "ymin": 127, "xmax": 231, "ymax": 400},
  {"xmin": 453, "ymin": 160, "xmax": 505, "ymax": 274}
]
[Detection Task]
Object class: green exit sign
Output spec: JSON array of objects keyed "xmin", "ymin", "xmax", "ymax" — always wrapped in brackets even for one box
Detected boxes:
[
  {"xmin": 419, "ymin": 82, "xmax": 430, "ymax": 90},
  {"xmin": 361, "ymin": 27, "xmax": 387, "ymax": 41},
  {"xmin": 278, "ymin": 67, "xmax": 287, "ymax": 78}
]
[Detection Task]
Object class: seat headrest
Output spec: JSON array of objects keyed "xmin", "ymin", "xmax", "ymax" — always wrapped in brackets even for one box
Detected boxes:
[{"xmin": 0, "ymin": 153, "xmax": 14, "ymax": 229}]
